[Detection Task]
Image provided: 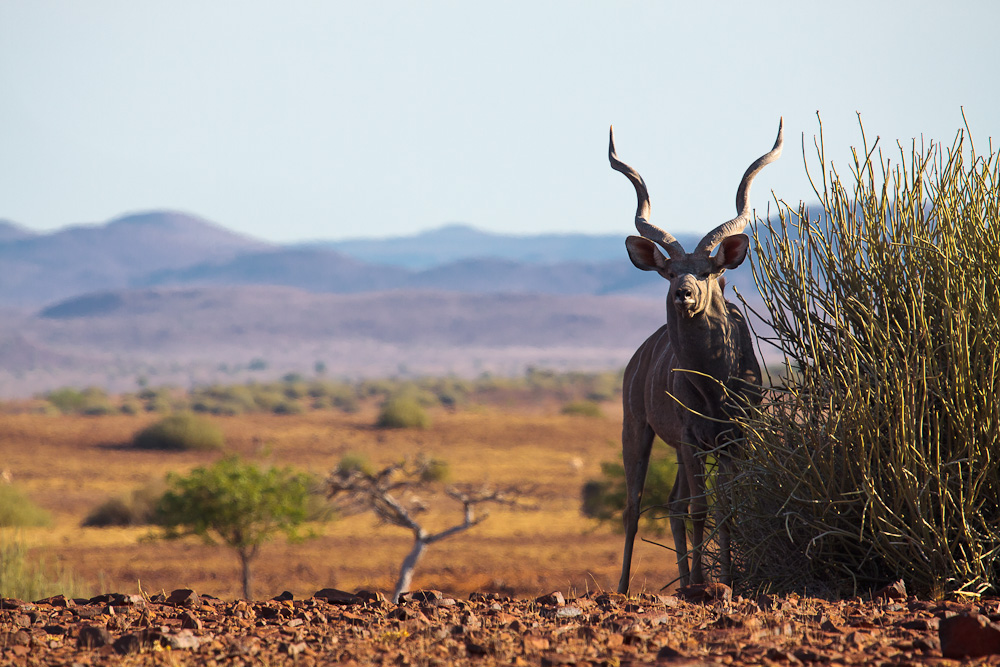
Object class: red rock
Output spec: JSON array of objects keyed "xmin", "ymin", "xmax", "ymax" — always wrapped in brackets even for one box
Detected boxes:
[
  {"xmin": 899, "ymin": 617, "xmax": 938, "ymax": 631},
  {"xmin": 655, "ymin": 644, "xmax": 684, "ymax": 659},
  {"xmin": 537, "ymin": 591, "xmax": 566, "ymax": 606},
  {"xmin": 523, "ymin": 634, "xmax": 550, "ymax": 651},
  {"xmin": 677, "ymin": 583, "xmax": 732, "ymax": 603},
  {"xmin": 355, "ymin": 589, "xmax": 387, "ymax": 604},
  {"xmin": 179, "ymin": 610, "xmax": 203, "ymax": 630},
  {"xmin": 313, "ymin": 588, "xmax": 362, "ymax": 605},
  {"xmin": 939, "ymin": 613, "xmax": 1000, "ymax": 658},
  {"xmin": 874, "ymin": 579, "xmax": 907, "ymax": 600},
  {"xmin": 165, "ymin": 589, "xmax": 200, "ymax": 607},
  {"xmin": 399, "ymin": 590, "xmax": 443, "ymax": 603},
  {"xmin": 34, "ymin": 594, "xmax": 74, "ymax": 607}
]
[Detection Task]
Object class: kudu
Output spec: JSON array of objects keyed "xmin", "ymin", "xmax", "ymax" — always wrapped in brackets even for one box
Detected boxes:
[{"xmin": 611, "ymin": 120, "xmax": 782, "ymax": 594}]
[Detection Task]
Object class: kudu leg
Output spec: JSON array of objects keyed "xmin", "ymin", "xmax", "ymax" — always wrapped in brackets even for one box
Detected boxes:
[
  {"xmin": 667, "ymin": 455, "xmax": 691, "ymax": 587},
  {"xmin": 618, "ymin": 422, "xmax": 655, "ymax": 594},
  {"xmin": 679, "ymin": 444, "xmax": 708, "ymax": 585}
]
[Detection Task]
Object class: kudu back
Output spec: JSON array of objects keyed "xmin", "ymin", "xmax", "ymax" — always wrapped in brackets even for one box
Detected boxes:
[{"xmin": 611, "ymin": 120, "xmax": 782, "ymax": 594}]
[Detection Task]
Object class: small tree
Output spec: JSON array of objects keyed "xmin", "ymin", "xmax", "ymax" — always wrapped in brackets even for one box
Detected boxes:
[
  {"xmin": 156, "ymin": 456, "xmax": 315, "ymax": 599},
  {"xmin": 581, "ymin": 442, "xmax": 677, "ymax": 535},
  {"xmin": 327, "ymin": 457, "xmax": 525, "ymax": 602}
]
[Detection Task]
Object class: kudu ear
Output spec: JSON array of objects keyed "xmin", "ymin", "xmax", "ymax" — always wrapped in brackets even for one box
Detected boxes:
[
  {"xmin": 713, "ymin": 234, "xmax": 750, "ymax": 271},
  {"xmin": 625, "ymin": 235, "xmax": 671, "ymax": 272}
]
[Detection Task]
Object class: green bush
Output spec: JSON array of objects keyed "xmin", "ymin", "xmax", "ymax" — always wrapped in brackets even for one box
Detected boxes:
[
  {"xmin": 376, "ymin": 394, "xmax": 431, "ymax": 429},
  {"xmin": 0, "ymin": 485, "xmax": 52, "ymax": 528},
  {"xmin": 730, "ymin": 116, "xmax": 1000, "ymax": 597},
  {"xmin": 82, "ymin": 481, "xmax": 165, "ymax": 527},
  {"xmin": 271, "ymin": 400, "xmax": 304, "ymax": 415},
  {"xmin": 561, "ymin": 400, "xmax": 603, "ymax": 418},
  {"xmin": 581, "ymin": 442, "xmax": 677, "ymax": 535},
  {"xmin": 45, "ymin": 386, "xmax": 114, "ymax": 415},
  {"xmin": 132, "ymin": 413, "xmax": 225, "ymax": 451},
  {"xmin": 337, "ymin": 453, "xmax": 374, "ymax": 476}
]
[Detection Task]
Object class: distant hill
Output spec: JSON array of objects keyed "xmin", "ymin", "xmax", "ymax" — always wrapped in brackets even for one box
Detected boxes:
[
  {"xmin": 0, "ymin": 220, "xmax": 38, "ymax": 242},
  {"xmin": 0, "ymin": 211, "xmax": 274, "ymax": 306},
  {"xmin": 0, "ymin": 211, "xmax": 771, "ymax": 398},
  {"xmin": 137, "ymin": 249, "xmax": 667, "ymax": 297},
  {"xmin": 309, "ymin": 223, "xmax": 704, "ymax": 269},
  {"xmin": 135, "ymin": 247, "xmax": 409, "ymax": 293},
  {"xmin": 0, "ymin": 212, "xmax": 764, "ymax": 306},
  {"xmin": 0, "ymin": 285, "xmax": 669, "ymax": 397}
]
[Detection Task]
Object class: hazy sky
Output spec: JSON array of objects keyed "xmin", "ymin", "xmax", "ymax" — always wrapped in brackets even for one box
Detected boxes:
[{"xmin": 2, "ymin": 1, "xmax": 998, "ymax": 242}]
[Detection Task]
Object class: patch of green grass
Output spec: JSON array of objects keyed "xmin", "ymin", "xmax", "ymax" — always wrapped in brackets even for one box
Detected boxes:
[
  {"xmin": 0, "ymin": 532, "xmax": 82, "ymax": 601},
  {"xmin": 561, "ymin": 400, "xmax": 603, "ymax": 418},
  {"xmin": 0, "ymin": 485, "xmax": 51, "ymax": 528}
]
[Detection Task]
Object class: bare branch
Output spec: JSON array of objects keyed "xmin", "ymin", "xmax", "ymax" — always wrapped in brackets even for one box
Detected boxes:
[{"xmin": 326, "ymin": 457, "xmax": 535, "ymax": 602}]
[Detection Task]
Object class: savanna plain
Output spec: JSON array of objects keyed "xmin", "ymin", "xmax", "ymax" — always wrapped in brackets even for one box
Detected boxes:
[
  {"xmin": 1, "ymin": 389, "xmax": 989, "ymax": 666},
  {"xmin": 4, "ymin": 396, "xmax": 674, "ymax": 601}
]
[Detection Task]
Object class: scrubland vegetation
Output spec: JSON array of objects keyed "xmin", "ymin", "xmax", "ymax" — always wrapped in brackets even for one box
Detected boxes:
[
  {"xmin": 22, "ymin": 367, "xmax": 623, "ymax": 420},
  {"xmin": 729, "ymin": 116, "xmax": 1000, "ymax": 597},
  {"xmin": 0, "ymin": 372, "xmax": 671, "ymax": 601}
]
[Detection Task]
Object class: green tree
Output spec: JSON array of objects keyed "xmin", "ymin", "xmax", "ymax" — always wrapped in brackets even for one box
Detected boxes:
[
  {"xmin": 156, "ymin": 456, "xmax": 315, "ymax": 599},
  {"xmin": 581, "ymin": 442, "xmax": 677, "ymax": 535}
]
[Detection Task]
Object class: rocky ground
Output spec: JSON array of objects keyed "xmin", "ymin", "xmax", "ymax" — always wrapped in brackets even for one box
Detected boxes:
[{"xmin": 4, "ymin": 583, "xmax": 1000, "ymax": 666}]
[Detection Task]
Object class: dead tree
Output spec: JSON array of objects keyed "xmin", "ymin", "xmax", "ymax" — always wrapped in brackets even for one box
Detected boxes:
[
  {"xmin": 609, "ymin": 120, "xmax": 782, "ymax": 593},
  {"xmin": 326, "ymin": 458, "xmax": 524, "ymax": 603}
]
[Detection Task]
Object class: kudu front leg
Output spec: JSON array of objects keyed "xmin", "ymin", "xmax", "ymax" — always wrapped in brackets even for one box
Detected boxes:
[{"xmin": 618, "ymin": 422, "xmax": 655, "ymax": 594}]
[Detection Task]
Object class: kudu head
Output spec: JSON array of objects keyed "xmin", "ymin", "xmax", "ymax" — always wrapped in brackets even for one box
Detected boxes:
[{"xmin": 610, "ymin": 120, "xmax": 783, "ymax": 320}]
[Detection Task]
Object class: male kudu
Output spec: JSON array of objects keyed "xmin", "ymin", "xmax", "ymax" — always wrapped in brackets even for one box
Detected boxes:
[{"xmin": 611, "ymin": 120, "xmax": 782, "ymax": 594}]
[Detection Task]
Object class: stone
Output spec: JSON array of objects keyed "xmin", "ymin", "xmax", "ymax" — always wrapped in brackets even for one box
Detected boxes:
[
  {"xmin": 34, "ymin": 594, "xmax": 74, "ymax": 607},
  {"xmin": 554, "ymin": 606, "xmax": 583, "ymax": 619},
  {"xmin": 939, "ymin": 613, "xmax": 1000, "ymax": 658},
  {"xmin": 77, "ymin": 625, "xmax": 113, "ymax": 649},
  {"xmin": 655, "ymin": 644, "xmax": 684, "ymax": 660},
  {"xmin": 313, "ymin": 588, "xmax": 362, "ymax": 605},
  {"xmin": 536, "ymin": 591, "xmax": 566, "ymax": 606},
  {"xmin": 874, "ymin": 579, "xmax": 907, "ymax": 600},
  {"xmin": 166, "ymin": 589, "xmax": 201, "ymax": 607},
  {"xmin": 356, "ymin": 589, "xmax": 387, "ymax": 604},
  {"xmin": 677, "ymin": 583, "xmax": 732, "ymax": 603},
  {"xmin": 162, "ymin": 630, "xmax": 201, "ymax": 650},
  {"xmin": 179, "ymin": 610, "xmax": 203, "ymax": 630},
  {"xmin": 399, "ymin": 590, "xmax": 443, "ymax": 603}
]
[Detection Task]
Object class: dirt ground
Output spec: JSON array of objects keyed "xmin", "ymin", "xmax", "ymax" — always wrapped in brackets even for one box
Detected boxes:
[{"xmin": 2, "ymin": 584, "xmax": 994, "ymax": 665}]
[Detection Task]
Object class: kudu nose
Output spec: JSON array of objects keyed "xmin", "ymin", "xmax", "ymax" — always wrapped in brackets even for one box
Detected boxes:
[{"xmin": 674, "ymin": 286, "xmax": 694, "ymax": 303}]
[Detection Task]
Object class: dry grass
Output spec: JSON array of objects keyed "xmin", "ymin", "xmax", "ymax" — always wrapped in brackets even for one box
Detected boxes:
[{"xmin": 3, "ymin": 401, "xmax": 675, "ymax": 600}]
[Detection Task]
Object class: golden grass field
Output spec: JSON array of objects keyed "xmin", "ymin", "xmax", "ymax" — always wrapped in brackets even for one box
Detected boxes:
[{"xmin": 2, "ymin": 399, "xmax": 676, "ymax": 601}]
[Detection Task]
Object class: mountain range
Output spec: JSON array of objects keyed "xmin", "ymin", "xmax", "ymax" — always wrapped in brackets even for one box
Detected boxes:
[{"xmin": 0, "ymin": 210, "xmax": 768, "ymax": 398}]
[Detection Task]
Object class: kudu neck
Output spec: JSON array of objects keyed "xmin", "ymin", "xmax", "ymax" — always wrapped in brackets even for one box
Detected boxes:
[{"xmin": 666, "ymin": 287, "xmax": 739, "ymax": 376}]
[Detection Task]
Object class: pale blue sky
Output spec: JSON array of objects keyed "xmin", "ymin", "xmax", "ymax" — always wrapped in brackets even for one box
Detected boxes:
[{"xmin": 2, "ymin": 1, "xmax": 997, "ymax": 242}]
